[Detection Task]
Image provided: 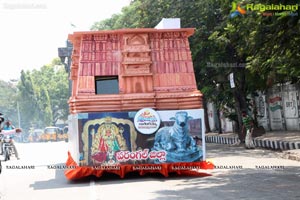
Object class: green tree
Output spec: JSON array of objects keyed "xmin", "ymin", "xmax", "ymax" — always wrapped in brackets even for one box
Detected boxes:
[
  {"xmin": 0, "ymin": 80, "xmax": 19, "ymax": 124},
  {"xmin": 209, "ymin": 0, "xmax": 300, "ymax": 139},
  {"xmin": 245, "ymin": 0, "xmax": 300, "ymax": 85},
  {"xmin": 18, "ymin": 70, "xmax": 39, "ymax": 130},
  {"xmin": 17, "ymin": 58, "xmax": 69, "ymax": 129}
]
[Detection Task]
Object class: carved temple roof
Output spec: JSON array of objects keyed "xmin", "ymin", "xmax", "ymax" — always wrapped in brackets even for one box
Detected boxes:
[{"xmin": 68, "ymin": 28, "xmax": 202, "ymax": 113}]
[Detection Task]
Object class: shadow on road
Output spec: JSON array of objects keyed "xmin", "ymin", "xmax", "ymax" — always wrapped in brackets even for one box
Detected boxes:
[
  {"xmin": 148, "ymin": 167, "xmax": 300, "ymax": 200},
  {"xmin": 29, "ymin": 163, "xmax": 300, "ymax": 200},
  {"xmin": 206, "ymin": 143, "xmax": 282, "ymax": 159}
]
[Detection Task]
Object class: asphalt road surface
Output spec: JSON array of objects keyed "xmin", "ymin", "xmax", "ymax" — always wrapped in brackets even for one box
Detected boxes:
[{"xmin": 0, "ymin": 141, "xmax": 299, "ymax": 200}]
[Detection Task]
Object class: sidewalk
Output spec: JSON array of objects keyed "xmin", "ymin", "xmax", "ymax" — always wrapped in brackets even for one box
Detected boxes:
[{"xmin": 205, "ymin": 131, "xmax": 300, "ymax": 161}]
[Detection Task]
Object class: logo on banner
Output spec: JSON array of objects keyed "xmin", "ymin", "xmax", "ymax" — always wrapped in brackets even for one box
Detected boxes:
[
  {"xmin": 134, "ymin": 108, "xmax": 161, "ymax": 134},
  {"xmin": 230, "ymin": 2, "xmax": 247, "ymax": 18},
  {"xmin": 229, "ymin": 1, "xmax": 298, "ymax": 18}
]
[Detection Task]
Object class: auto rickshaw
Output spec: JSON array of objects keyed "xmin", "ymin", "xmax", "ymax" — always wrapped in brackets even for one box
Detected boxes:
[
  {"xmin": 41, "ymin": 127, "xmax": 59, "ymax": 142},
  {"xmin": 57, "ymin": 126, "xmax": 68, "ymax": 142},
  {"xmin": 28, "ymin": 129, "xmax": 44, "ymax": 142}
]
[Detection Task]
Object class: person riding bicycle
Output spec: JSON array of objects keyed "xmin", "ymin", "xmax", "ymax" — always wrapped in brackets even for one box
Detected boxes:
[{"xmin": 1, "ymin": 120, "xmax": 20, "ymax": 159}]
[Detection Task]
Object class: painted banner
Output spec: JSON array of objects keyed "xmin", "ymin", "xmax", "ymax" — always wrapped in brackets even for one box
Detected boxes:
[
  {"xmin": 65, "ymin": 108, "xmax": 214, "ymax": 180},
  {"xmin": 268, "ymin": 95, "xmax": 283, "ymax": 130},
  {"xmin": 74, "ymin": 109, "xmax": 204, "ymax": 167},
  {"xmin": 283, "ymin": 91, "xmax": 298, "ymax": 118},
  {"xmin": 283, "ymin": 90, "xmax": 299, "ymax": 130},
  {"xmin": 269, "ymin": 96, "xmax": 282, "ymax": 112},
  {"xmin": 64, "ymin": 108, "xmax": 213, "ymax": 180},
  {"xmin": 255, "ymin": 94, "xmax": 269, "ymax": 130}
]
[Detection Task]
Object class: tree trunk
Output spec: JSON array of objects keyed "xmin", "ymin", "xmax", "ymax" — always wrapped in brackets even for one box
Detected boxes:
[
  {"xmin": 234, "ymin": 91, "xmax": 247, "ymax": 142},
  {"xmin": 216, "ymin": 107, "xmax": 223, "ymax": 134},
  {"xmin": 233, "ymin": 96, "xmax": 243, "ymax": 141},
  {"xmin": 251, "ymin": 94, "xmax": 259, "ymax": 127},
  {"xmin": 203, "ymin": 97, "xmax": 211, "ymax": 133},
  {"xmin": 233, "ymin": 69, "xmax": 248, "ymax": 142}
]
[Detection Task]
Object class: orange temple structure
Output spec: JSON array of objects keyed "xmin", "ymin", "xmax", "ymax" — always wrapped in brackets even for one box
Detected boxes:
[
  {"xmin": 65, "ymin": 27, "xmax": 213, "ymax": 180},
  {"xmin": 68, "ymin": 28, "xmax": 202, "ymax": 113}
]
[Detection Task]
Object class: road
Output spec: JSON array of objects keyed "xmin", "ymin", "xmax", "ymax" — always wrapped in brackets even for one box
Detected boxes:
[{"xmin": 0, "ymin": 141, "xmax": 299, "ymax": 200}]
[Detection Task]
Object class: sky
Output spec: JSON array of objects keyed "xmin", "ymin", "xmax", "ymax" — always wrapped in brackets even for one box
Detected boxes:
[{"xmin": 0, "ymin": 0, "xmax": 131, "ymax": 82}]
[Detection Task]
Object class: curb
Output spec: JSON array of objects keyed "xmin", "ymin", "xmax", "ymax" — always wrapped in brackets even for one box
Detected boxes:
[
  {"xmin": 205, "ymin": 135, "xmax": 240, "ymax": 145},
  {"xmin": 205, "ymin": 135, "xmax": 300, "ymax": 151},
  {"xmin": 253, "ymin": 138, "xmax": 300, "ymax": 150}
]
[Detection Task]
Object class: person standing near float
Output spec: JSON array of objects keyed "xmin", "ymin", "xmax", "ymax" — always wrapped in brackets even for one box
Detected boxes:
[{"xmin": 242, "ymin": 111, "xmax": 255, "ymax": 149}]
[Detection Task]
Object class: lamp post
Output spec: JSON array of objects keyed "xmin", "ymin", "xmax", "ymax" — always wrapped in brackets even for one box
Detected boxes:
[
  {"xmin": 17, "ymin": 101, "xmax": 21, "ymax": 128},
  {"xmin": 9, "ymin": 79, "xmax": 21, "ymax": 129},
  {"xmin": 52, "ymin": 105, "xmax": 61, "ymax": 126}
]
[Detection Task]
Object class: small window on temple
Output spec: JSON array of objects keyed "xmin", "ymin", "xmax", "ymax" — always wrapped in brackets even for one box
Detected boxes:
[{"xmin": 95, "ymin": 76, "xmax": 119, "ymax": 94}]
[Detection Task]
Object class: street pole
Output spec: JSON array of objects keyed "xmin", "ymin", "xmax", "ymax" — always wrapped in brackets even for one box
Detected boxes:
[{"xmin": 17, "ymin": 101, "xmax": 21, "ymax": 128}]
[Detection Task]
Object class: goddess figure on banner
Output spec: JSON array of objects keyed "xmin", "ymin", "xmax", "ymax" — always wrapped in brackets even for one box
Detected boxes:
[{"xmin": 91, "ymin": 117, "xmax": 128, "ymax": 165}]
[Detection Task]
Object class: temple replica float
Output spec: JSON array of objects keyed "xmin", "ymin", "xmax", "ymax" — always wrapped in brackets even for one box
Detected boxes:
[{"xmin": 65, "ymin": 19, "xmax": 213, "ymax": 180}]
